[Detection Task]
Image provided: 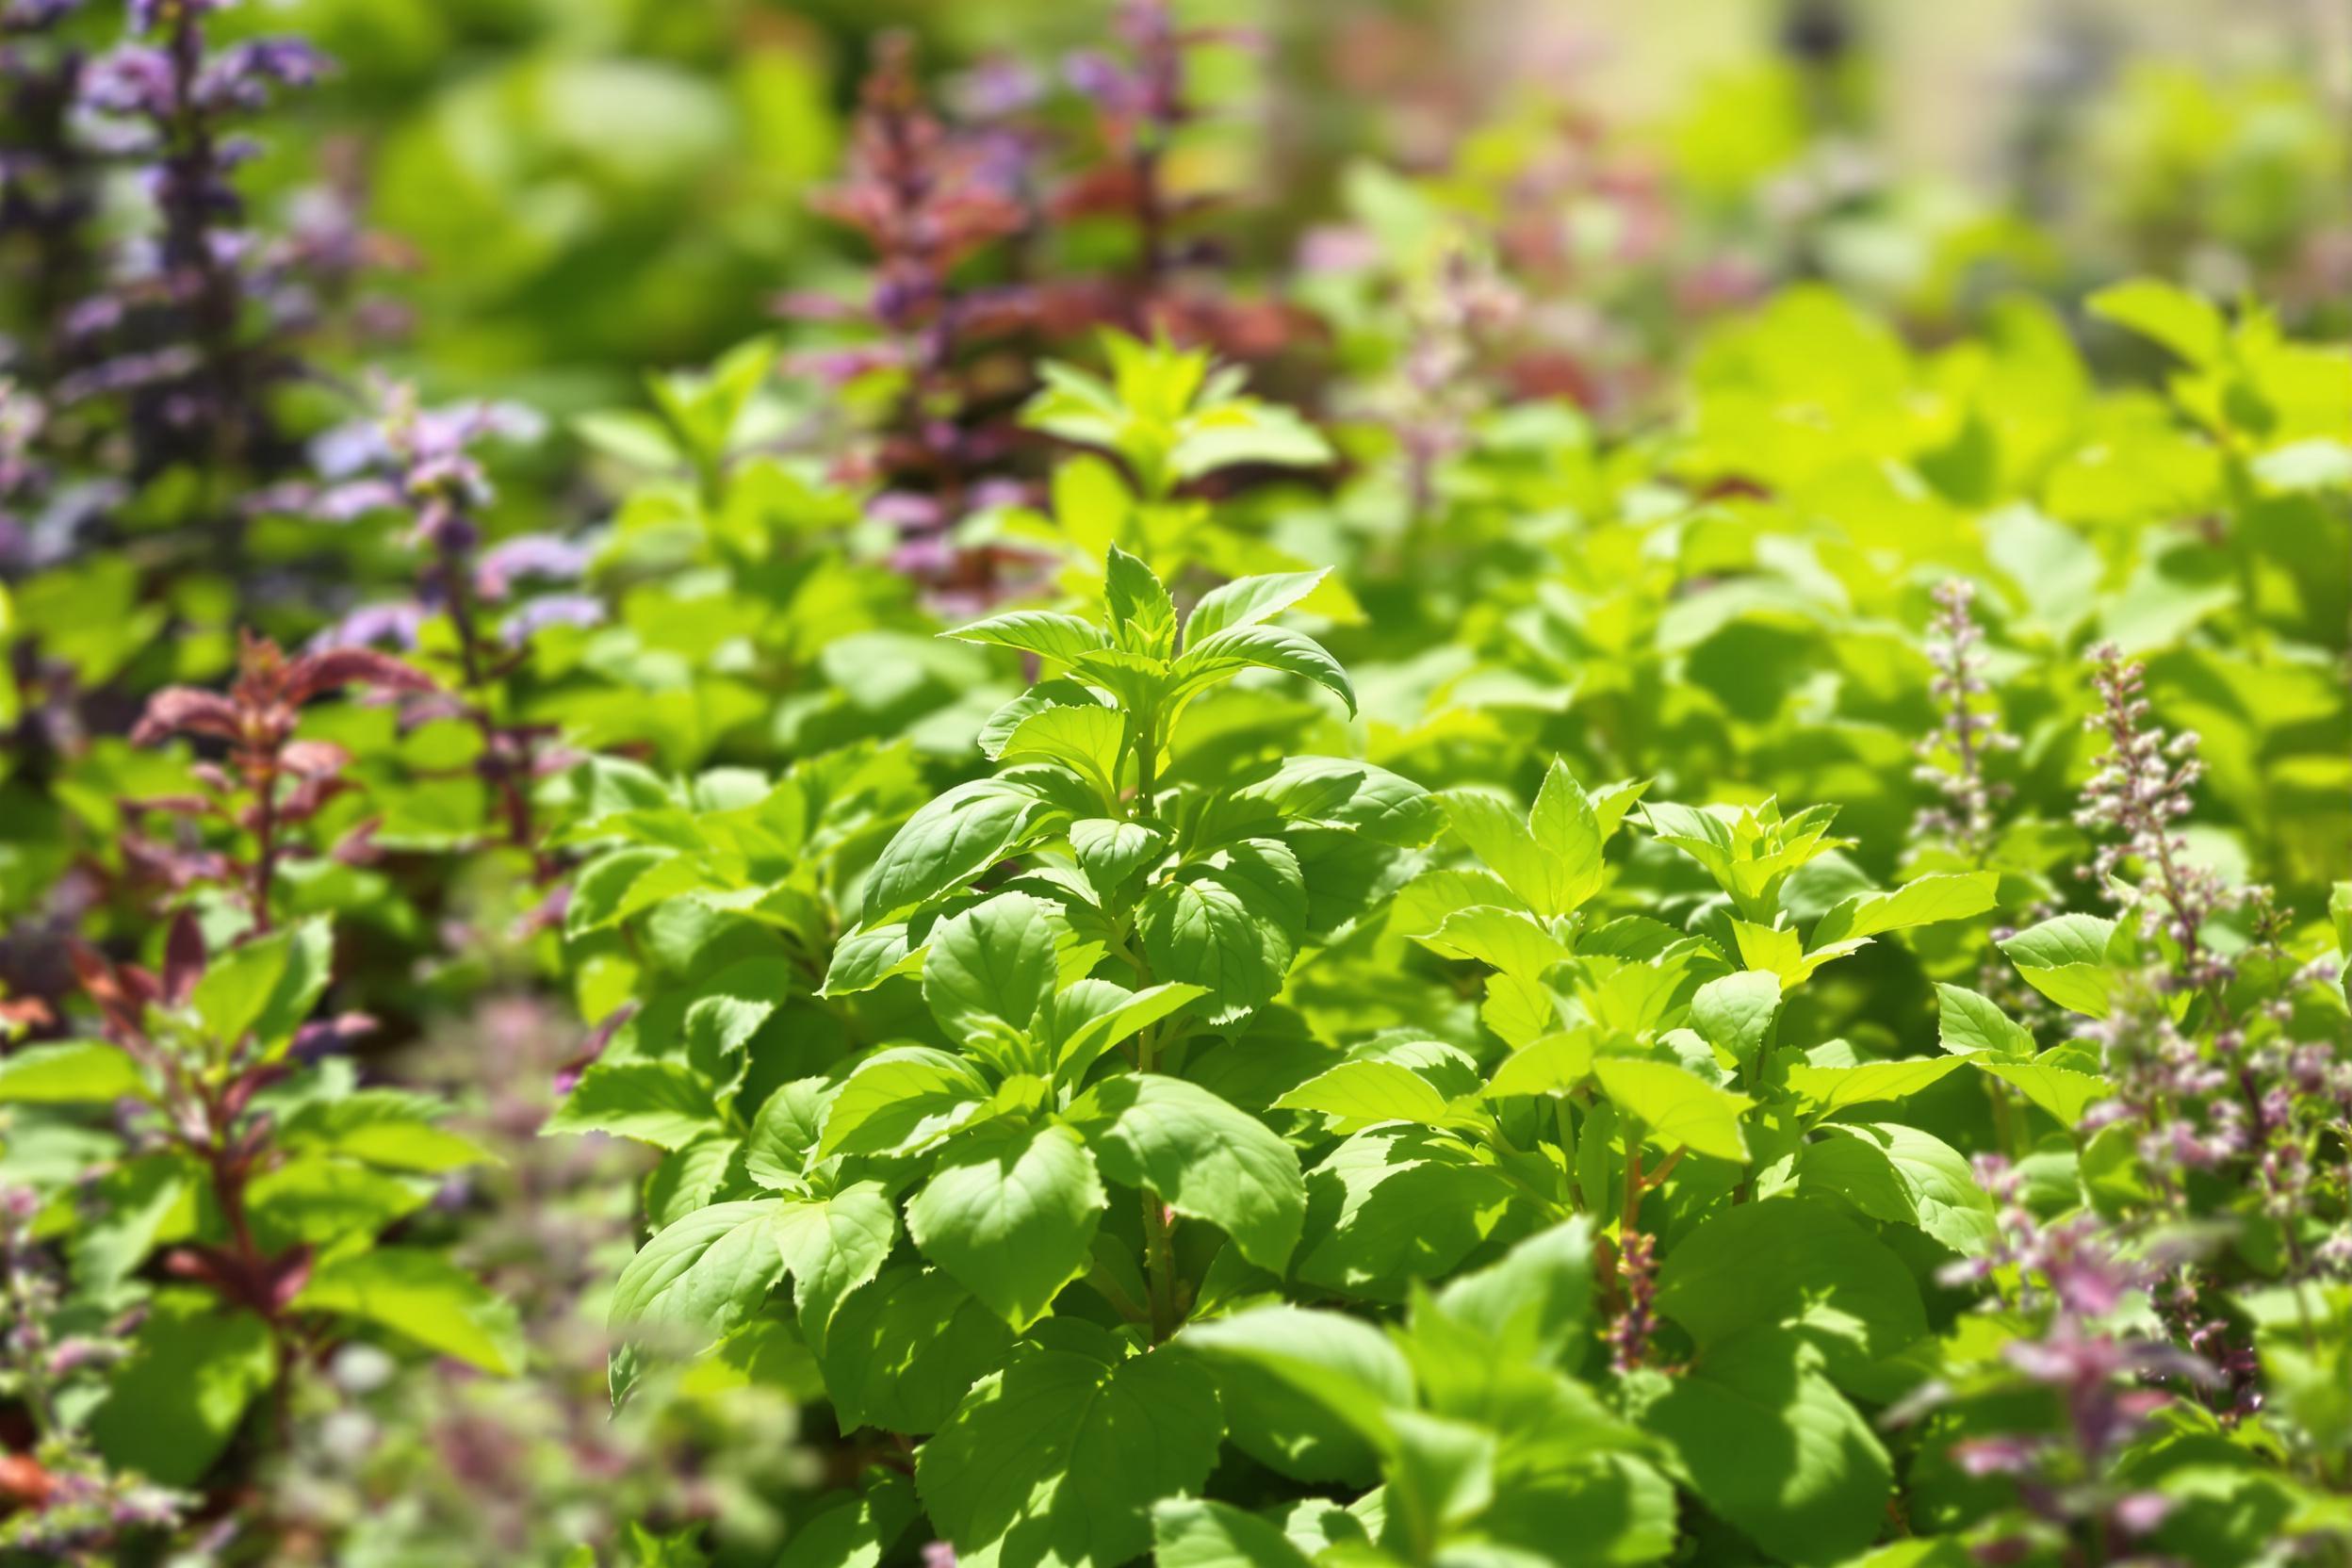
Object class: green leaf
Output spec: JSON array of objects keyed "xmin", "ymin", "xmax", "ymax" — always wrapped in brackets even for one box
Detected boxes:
[
  {"xmin": 1273, "ymin": 1059, "xmax": 1456, "ymax": 1129},
  {"xmin": 1151, "ymin": 1499, "xmax": 1315, "ymax": 1568},
  {"xmin": 1137, "ymin": 839, "xmax": 1307, "ymax": 1025},
  {"xmin": 823, "ymin": 923, "xmax": 922, "ymax": 998},
  {"xmin": 864, "ymin": 779, "xmax": 1063, "ymax": 924},
  {"xmin": 1642, "ymin": 1329, "xmax": 1893, "ymax": 1566},
  {"xmin": 744, "ymin": 1078, "xmax": 836, "ymax": 1188},
  {"xmin": 1527, "ymin": 760, "xmax": 1606, "ymax": 908},
  {"xmin": 90, "ymin": 1294, "xmax": 277, "ymax": 1487},
  {"xmin": 819, "ymin": 1266, "xmax": 1014, "ymax": 1434},
  {"xmin": 72, "ymin": 1155, "xmax": 191, "ymax": 1289},
  {"xmin": 1689, "ymin": 972, "xmax": 1784, "ymax": 1069},
  {"xmin": 1416, "ymin": 906, "xmax": 1572, "ymax": 978},
  {"xmin": 1182, "ymin": 570, "xmax": 1329, "ymax": 646},
  {"xmin": 1068, "ymin": 818, "xmax": 1168, "ymax": 901},
  {"xmin": 301, "ymin": 1248, "xmax": 525, "ymax": 1374},
  {"xmin": 609, "ymin": 1199, "xmax": 787, "ymax": 1348},
  {"xmin": 906, "ymin": 1119, "xmax": 1106, "ymax": 1331},
  {"xmin": 2088, "ymin": 278, "xmax": 2227, "ymax": 367},
  {"xmin": 280, "ymin": 1091, "xmax": 495, "ymax": 1172},
  {"xmin": 1439, "ymin": 784, "xmax": 1600, "ymax": 920},
  {"xmin": 819, "ymin": 1046, "xmax": 993, "ymax": 1158},
  {"xmin": 1046, "ymin": 980, "xmax": 1207, "ymax": 1084},
  {"xmin": 247, "ymin": 1155, "xmax": 429, "ymax": 1250},
  {"xmin": 0, "ymin": 1039, "xmax": 148, "ymax": 1103},
  {"xmin": 1172, "ymin": 625, "xmax": 1356, "ymax": 715},
  {"xmin": 1655, "ymin": 1198, "xmax": 1928, "ymax": 1390},
  {"xmin": 1074, "ymin": 1073, "xmax": 1306, "ymax": 1270},
  {"xmin": 1103, "ymin": 545, "xmax": 1177, "ymax": 659},
  {"xmin": 943, "ymin": 611, "xmax": 1111, "ymax": 665},
  {"xmin": 1482, "ymin": 1032, "xmax": 1597, "ymax": 1100},
  {"xmin": 1975, "ymin": 1058, "xmax": 2112, "ymax": 1126},
  {"xmin": 1797, "ymin": 1124, "xmax": 1998, "ymax": 1256},
  {"xmin": 1999, "ymin": 913, "xmax": 2119, "ymax": 1019},
  {"xmin": 1811, "ymin": 873, "xmax": 1998, "ymax": 946},
  {"xmin": 1592, "ymin": 1057, "xmax": 1754, "ymax": 1163},
  {"xmin": 190, "ymin": 917, "xmax": 335, "ymax": 1054},
  {"xmin": 1431, "ymin": 1217, "xmax": 1595, "ymax": 1374},
  {"xmin": 1784, "ymin": 1057, "xmax": 1966, "ymax": 1118},
  {"xmin": 916, "ymin": 1336, "xmax": 1223, "ymax": 1568},
  {"xmin": 924, "ymin": 892, "xmax": 1062, "ymax": 1046},
  {"xmin": 999, "ymin": 707, "xmax": 1127, "ymax": 803},
  {"xmin": 543, "ymin": 1060, "xmax": 721, "ymax": 1151},
  {"xmin": 774, "ymin": 1182, "xmax": 899, "ymax": 1352},
  {"xmin": 1933, "ymin": 985, "xmax": 2035, "ymax": 1060},
  {"xmin": 566, "ymin": 847, "xmax": 679, "ymax": 936},
  {"xmin": 1733, "ymin": 921, "xmax": 1870, "ymax": 987},
  {"xmin": 1180, "ymin": 1305, "xmax": 1408, "ymax": 1483},
  {"xmin": 775, "ymin": 1475, "xmax": 918, "ymax": 1568},
  {"xmin": 1295, "ymin": 1126, "xmax": 1524, "ymax": 1302},
  {"xmin": 646, "ymin": 1137, "xmax": 743, "ymax": 1230}
]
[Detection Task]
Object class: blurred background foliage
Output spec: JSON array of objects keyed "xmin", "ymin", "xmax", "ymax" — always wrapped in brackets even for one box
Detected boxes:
[{"xmin": 200, "ymin": 0, "xmax": 2352, "ymax": 405}]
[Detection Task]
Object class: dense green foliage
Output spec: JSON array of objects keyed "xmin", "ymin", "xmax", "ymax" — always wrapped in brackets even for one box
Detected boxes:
[{"xmin": 1, "ymin": 3, "xmax": 2349, "ymax": 1566}]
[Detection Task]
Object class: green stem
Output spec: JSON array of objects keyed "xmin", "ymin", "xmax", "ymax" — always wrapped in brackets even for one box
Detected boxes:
[
  {"xmin": 1555, "ymin": 1098, "xmax": 1582, "ymax": 1211},
  {"xmin": 1132, "ymin": 698, "xmax": 1160, "ymax": 824},
  {"xmin": 1135, "ymin": 1025, "xmax": 1179, "ymax": 1341}
]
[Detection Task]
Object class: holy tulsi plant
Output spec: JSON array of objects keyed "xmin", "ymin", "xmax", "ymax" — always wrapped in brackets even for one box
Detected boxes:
[{"xmin": 3, "ymin": 1, "xmax": 2352, "ymax": 1563}]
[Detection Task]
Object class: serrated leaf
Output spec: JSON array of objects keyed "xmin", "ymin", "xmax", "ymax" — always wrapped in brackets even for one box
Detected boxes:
[
  {"xmin": 1933, "ymin": 985, "xmax": 2035, "ymax": 1060},
  {"xmin": 1975, "ymin": 1058, "xmax": 2112, "ymax": 1126},
  {"xmin": 1797, "ymin": 1124, "xmax": 1998, "ymax": 1256},
  {"xmin": 819, "ymin": 1046, "xmax": 992, "ymax": 1158},
  {"xmin": 1172, "ymin": 625, "xmax": 1356, "ymax": 715},
  {"xmin": 1103, "ymin": 545, "xmax": 1177, "ymax": 658},
  {"xmin": 543, "ymin": 1060, "xmax": 721, "ymax": 1151},
  {"xmin": 1811, "ymin": 873, "xmax": 1998, "ymax": 946},
  {"xmin": 864, "ymin": 779, "xmax": 1061, "ymax": 923},
  {"xmin": 943, "ymin": 612, "xmax": 1110, "ymax": 664},
  {"xmin": 1137, "ymin": 839, "xmax": 1306, "ymax": 1026},
  {"xmin": 819, "ymin": 1266, "xmax": 1014, "ymax": 1434},
  {"xmin": 1068, "ymin": 817, "xmax": 1168, "ymax": 900},
  {"xmin": 745, "ymin": 1078, "xmax": 836, "ymax": 1188},
  {"xmin": 1418, "ymin": 906, "xmax": 1572, "ymax": 978},
  {"xmin": 999, "ymin": 706, "xmax": 1126, "ymax": 803},
  {"xmin": 916, "ymin": 1338, "xmax": 1223, "ymax": 1568},
  {"xmin": 1999, "ymin": 913, "xmax": 2119, "ymax": 1019},
  {"xmin": 774, "ymin": 1182, "xmax": 898, "ymax": 1352},
  {"xmin": 610, "ymin": 1199, "xmax": 787, "ymax": 1347},
  {"xmin": 906, "ymin": 1119, "xmax": 1105, "ymax": 1331},
  {"xmin": 1182, "ymin": 570, "xmax": 1328, "ymax": 646},
  {"xmin": 1689, "ymin": 971, "xmax": 1784, "ymax": 1069},
  {"xmin": 1074, "ymin": 1073, "xmax": 1305, "ymax": 1269},
  {"xmin": 924, "ymin": 892, "xmax": 1062, "ymax": 1046},
  {"xmin": 1592, "ymin": 1057, "xmax": 1753, "ymax": 1162},
  {"xmin": 1784, "ymin": 1057, "xmax": 1966, "ymax": 1117},
  {"xmin": 1273, "ymin": 1059, "xmax": 1456, "ymax": 1129}
]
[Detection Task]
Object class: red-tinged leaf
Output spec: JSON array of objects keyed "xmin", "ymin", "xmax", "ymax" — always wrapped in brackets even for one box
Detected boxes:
[
  {"xmin": 121, "ymin": 793, "xmax": 215, "ymax": 817},
  {"xmin": 162, "ymin": 912, "xmax": 207, "ymax": 1007},
  {"xmin": 131, "ymin": 688, "xmax": 241, "ymax": 746},
  {"xmin": 68, "ymin": 940, "xmax": 155, "ymax": 1042},
  {"xmin": 285, "ymin": 647, "xmax": 436, "ymax": 704},
  {"xmin": 330, "ymin": 818, "xmax": 384, "ymax": 866},
  {"xmin": 279, "ymin": 739, "xmax": 351, "ymax": 778}
]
